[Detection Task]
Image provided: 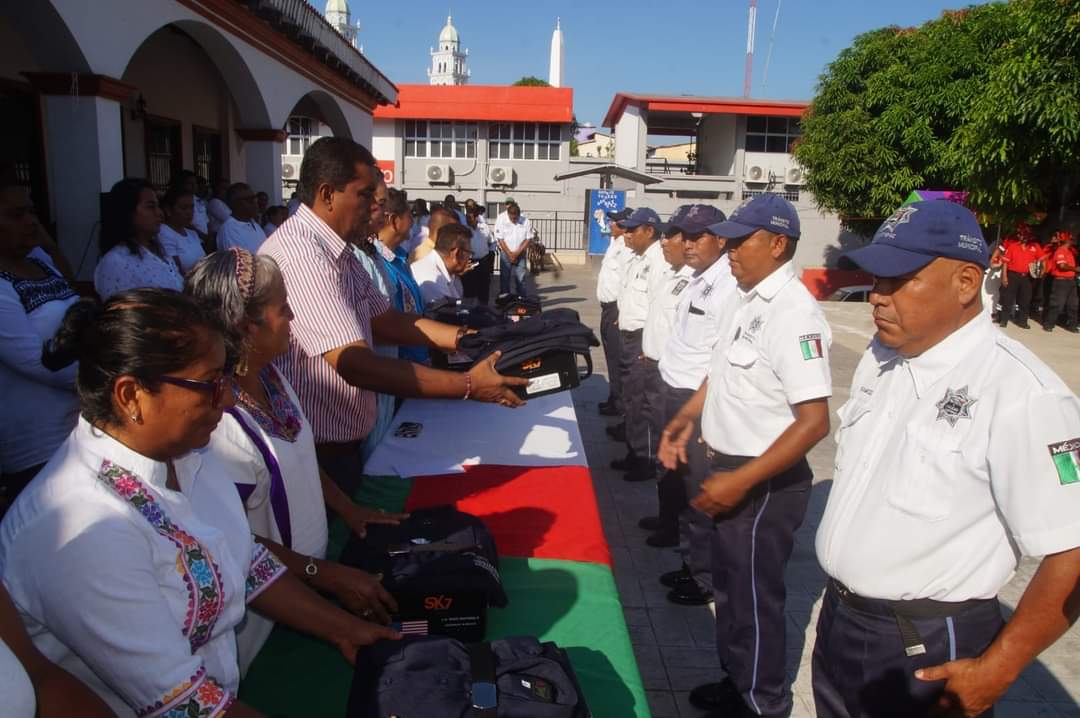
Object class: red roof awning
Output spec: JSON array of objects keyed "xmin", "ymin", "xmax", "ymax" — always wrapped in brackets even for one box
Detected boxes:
[
  {"xmin": 602, "ymin": 93, "xmax": 808, "ymax": 128},
  {"xmin": 374, "ymin": 84, "xmax": 574, "ymax": 123}
]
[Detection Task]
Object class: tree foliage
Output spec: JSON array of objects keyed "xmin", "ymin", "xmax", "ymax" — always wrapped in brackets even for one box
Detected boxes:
[
  {"xmin": 512, "ymin": 76, "xmax": 550, "ymax": 87},
  {"xmin": 795, "ymin": 0, "xmax": 1079, "ymax": 227}
]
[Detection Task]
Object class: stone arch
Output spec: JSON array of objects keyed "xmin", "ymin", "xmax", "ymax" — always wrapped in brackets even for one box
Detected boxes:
[{"xmin": 5, "ymin": 2, "xmax": 91, "ymax": 72}]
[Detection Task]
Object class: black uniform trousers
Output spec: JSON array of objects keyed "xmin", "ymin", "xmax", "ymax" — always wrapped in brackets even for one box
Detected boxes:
[
  {"xmin": 662, "ymin": 383, "xmax": 713, "ymax": 591},
  {"xmin": 619, "ymin": 329, "xmax": 646, "ymax": 459},
  {"xmin": 656, "ymin": 383, "xmax": 692, "ymax": 535},
  {"xmin": 634, "ymin": 357, "xmax": 665, "ymax": 466},
  {"xmin": 812, "ymin": 583, "xmax": 1005, "ymax": 718},
  {"xmin": 998, "ymin": 271, "xmax": 1033, "ymax": 325},
  {"xmin": 1044, "ymin": 277, "xmax": 1078, "ymax": 329},
  {"xmin": 710, "ymin": 452, "xmax": 812, "ymax": 718},
  {"xmin": 461, "ymin": 251, "xmax": 495, "ymax": 305},
  {"xmin": 599, "ymin": 301, "xmax": 623, "ymax": 409}
]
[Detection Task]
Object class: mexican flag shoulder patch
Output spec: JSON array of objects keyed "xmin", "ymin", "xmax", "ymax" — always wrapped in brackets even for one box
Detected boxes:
[
  {"xmin": 1048, "ymin": 438, "xmax": 1080, "ymax": 485},
  {"xmin": 799, "ymin": 333, "xmax": 824, "ymax": 361}
]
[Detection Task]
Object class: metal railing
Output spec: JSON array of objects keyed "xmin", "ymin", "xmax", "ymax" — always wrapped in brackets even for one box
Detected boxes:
[
  {"xmin": 645, "ymin": 158, "xmax": 698, "ymax": 175},
  {"xmin": 529, "ymin": 214, "xmax": 587, "ymax": 252}
]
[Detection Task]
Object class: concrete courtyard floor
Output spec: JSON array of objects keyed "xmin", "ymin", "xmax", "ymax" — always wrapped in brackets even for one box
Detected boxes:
[{"xmin": 532, "ymin": 259, "xmax": 1080, "ymax": 718}]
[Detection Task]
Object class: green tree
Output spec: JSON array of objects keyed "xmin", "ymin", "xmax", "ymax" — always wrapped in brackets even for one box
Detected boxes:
[{"xmin": 512, "ymin": 76, "xmax": 551, "ymax": 87}]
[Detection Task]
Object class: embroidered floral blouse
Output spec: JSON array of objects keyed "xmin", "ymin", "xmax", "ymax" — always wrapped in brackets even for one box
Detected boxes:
[
  {"xmin": 0, "ymin": 418, "xmax": 286, "ymax": 717},
  {"xmin": 93, "ymin": 242, "xmax": 184, "ymax": 300}
]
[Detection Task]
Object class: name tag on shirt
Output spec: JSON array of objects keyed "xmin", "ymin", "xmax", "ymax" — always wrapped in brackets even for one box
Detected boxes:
[
  {"xmin": 672, "ymin": 279, "xmax": 690, "ymax": 295},
  {"xmin": 689, "ymin": 304, "xmax": 705, "ymax": 316}
]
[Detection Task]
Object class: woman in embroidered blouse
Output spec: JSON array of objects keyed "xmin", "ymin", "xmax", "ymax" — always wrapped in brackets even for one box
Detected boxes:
[
  {"xmin": 158, "ymin": 187, "xmax": 206, "ymax": 274},
  {"xmin": 0, "ymin": 175, "xmax": 81, "ymax": 508},
  {"xmin": 0, "ymin": 289, "xmax": 398, "ymax": 717},
  {"xmin": 93, "ymin": 178, "xmax": 185, "ymax": 300},
  {"xmin": 186, "ymin": 250, "xmax": 405, "ymax": 672}
]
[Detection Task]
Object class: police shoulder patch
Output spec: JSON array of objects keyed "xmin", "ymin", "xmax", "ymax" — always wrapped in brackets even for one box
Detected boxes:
[
  {"xmin": 672, "ymin": 279, "xmax": 690, "ymax": 295},
  {"xmin": 798, "ymin": 333, "xmax": 824, "ymax": 361},
  {"xmin": 1048, "ymin": 438, "xmax": 1080, "ymax": 485}
]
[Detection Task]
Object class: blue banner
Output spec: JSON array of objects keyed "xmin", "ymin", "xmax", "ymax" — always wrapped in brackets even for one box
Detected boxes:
[{"xmin": 586, "ymin": 189, "xmax": 626, "ymax": 255}]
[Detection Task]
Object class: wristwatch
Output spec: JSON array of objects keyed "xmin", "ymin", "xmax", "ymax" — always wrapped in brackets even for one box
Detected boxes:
[{"xmin": 304, "ymin": 556, "xmax": 319, "ymax": 581}]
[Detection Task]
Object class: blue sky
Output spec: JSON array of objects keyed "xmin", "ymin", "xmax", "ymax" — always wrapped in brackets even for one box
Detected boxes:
[{"xmin": 353, "ymin": 0, "xmax": 992, "ymax": 129}]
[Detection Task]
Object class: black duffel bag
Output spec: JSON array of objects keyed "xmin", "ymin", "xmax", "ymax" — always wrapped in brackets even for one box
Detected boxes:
[
  {"xmin": 495, "ymin": 293, "xmax": 542, "ymax": 322},
  {"xmin": 425, "ymin": 298, "xmax": 507, "ymax": 329},
  {"xmin": 340, "ymin": 506, "xmax": 507, "ymax": 642},
  {"xmin": 348, "ymin": 635, "xmax": 592, "ymax": 718}
]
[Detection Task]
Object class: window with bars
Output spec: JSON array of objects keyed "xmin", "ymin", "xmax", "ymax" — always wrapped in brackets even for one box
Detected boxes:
[
  {"xmin": 405, "ymin": 120, "xmax": 477, "ymax": 159},
  {"xmin": 742, "ymin": 189, "xmax": 800, "ymax": 202},
  {"xmin": 489, "ymin": 122, "xmax": 561, "ymax": 161},
  {"xmin": 287, "ymin": 116, "xmax": 314, "ymax": 156},
  {"xmin": 745, "ymin": 116, "xmax": 801, "ymax": 153},
  {"xmin": 144, "ymin": 119, "xmax": 181, "ymax": 194}
]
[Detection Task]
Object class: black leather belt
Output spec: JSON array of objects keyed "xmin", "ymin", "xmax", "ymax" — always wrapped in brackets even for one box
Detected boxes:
[{"xmin": 829, "ymin": 578, "xmax": 995, "ymax": 657}]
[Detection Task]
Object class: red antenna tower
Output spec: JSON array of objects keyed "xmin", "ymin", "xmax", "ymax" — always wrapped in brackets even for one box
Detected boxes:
[{"xmin": 744, "ymin": 0, "xmax": 757, "ymax": 98}]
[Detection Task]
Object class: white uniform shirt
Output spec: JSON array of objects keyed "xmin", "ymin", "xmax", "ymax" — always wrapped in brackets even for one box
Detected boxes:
[
  {"xmin": 216, "ymin": 216, "xmax": 267, "ymax": 254},
  {"xmin": 412, "ymin": 250, "xmax": 463, "ymax": 305},
  {"xmin": 0, "ymin": 419, "xmax": 286, "ymax": 716},
  {"xmin": 0, "ymin": 638, "xmax": 34, "ymax": 718},
  {"xmin": 816, "ymin": 314, "xmax": 1080, "ymax": 601},
  {"xmin": 643, "ymin": 264, "xmax": 695, "ymax": 360},
  {"xmin": 191, "ymin": 196, "xmax": 210, "ymax": 236},
  {"xmin": 469, "ymin": 223, "xmax": 493, "ymax": 259},
  {"xmin": 158, "ymin": 224, "xmax": 206, "ymax": 274},
  {"xmin": 617, "ymin": 240, "xmax": 668, "ymax": 332},
  {"xmin": 210, "ymin": 369, "xmax": 328, "ymax": 674},
  {"xmin": 494, "ymin": 214, "xmax": 533, "ymax": 254},
  {"xmin": 207, "ymin": 197, "xmax": 231, "ymax": 234},
  {"xmin": 659, "ymin": 255, "xmax": 739, "ymax": 391},
  {"xmin": 596, "ymin": 235, "xmax": 630, "ymax": 304},
  {"xmin": 93, "ymin": 243, "xmax": 185, "ymax": 300},
  {"xmin": 702, "ymin": 261, "xmax": 832, "ymax": 456}
]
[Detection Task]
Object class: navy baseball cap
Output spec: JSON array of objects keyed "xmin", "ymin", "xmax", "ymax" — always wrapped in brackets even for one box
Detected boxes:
[
  {"xmin": 708, "ymin": 193, "xmax": 801, "ymax": 240},
  {"xmin": 845, "ymin": 200, "xmax": 989, "ymax": 277},
  {"xmin": 619, "ymin": 207, "xmax": 661, "ymax": 229},
  {"xmin": 606, "ymin": 207, "xmax": 633, "ymax": 222},
  {"xmin": 662, "ymin": 204, "xmax": 727, "ymax": 235}
]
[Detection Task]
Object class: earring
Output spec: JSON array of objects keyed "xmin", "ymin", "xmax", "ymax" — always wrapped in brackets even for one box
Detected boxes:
[
  {"xmin": 236, "ymin": 354, "xmax": 249, "ymax": 377},
  {"xmin": 130, "ymin": 412, "xmax": 140, "ymax": 423}
]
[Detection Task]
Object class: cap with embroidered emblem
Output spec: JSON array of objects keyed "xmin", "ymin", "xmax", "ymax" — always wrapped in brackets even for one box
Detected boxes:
[
  {"xmin": 605, "ymin": 207, "xmax": 633, "ymax": 222},
  {"xmin": 844, "ymin": 200, "xmax": 989, "ymax": 278},
  {"xmin": 618, "ymin": 207, "xmax": 661, "ymax": 229},
  {"xmin": 707, "ymin": 193, "xmax": 800, "ymax": 240},
  {"xmin": 661, "ymin": 204, "xmax": 727, "ymax": 235}
]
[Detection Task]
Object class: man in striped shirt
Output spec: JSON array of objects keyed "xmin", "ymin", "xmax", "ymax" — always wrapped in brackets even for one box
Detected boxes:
[{"xmin": 260, "ymin": 138, "xmax": 526, "ymax": 486}]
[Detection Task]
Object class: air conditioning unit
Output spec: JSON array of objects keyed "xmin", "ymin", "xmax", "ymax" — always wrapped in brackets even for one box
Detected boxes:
[
  {"xmin": 744, "ymin": 164, "xmax": 767, "ymax": 183},
  {"xmin": 487, "ymin": 165, "xmax": 513, "ymax": 186},
  {"xmin": 785, "ymin": 166, "xmax": 806, "ymax": 186},
  {"xmin": 425, "ymin": 163, "xmax": 452, "ymax": 184},
  {"xmin": 281, "ymin": 159, "xmax": 300, "ymax": 181}
]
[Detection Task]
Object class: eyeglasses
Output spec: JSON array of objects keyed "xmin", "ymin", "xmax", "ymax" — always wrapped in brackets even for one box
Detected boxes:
[{"xmin": 157, "ymin": 365, "xmax": 235, "ymax": 408}]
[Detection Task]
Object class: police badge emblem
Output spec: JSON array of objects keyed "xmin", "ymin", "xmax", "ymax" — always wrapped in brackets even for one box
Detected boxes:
[{"xmin": 935, "ymin": 386, "xmax": 977, "ymax": 427}]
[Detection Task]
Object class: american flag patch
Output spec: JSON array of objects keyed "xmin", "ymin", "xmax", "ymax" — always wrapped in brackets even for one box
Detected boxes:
[{"xmin": 396, "ymin": 620, "xmax": 429, "ymax": 636}]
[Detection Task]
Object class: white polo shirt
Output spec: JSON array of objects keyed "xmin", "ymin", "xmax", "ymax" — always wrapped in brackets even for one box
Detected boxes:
[
  {"xmin": 816, "ymin": 313, "xmax": 1080, "ymax": 602},
  {"xmin": 643, "ymin": 264, "xmax": 695, "ymax": 360},
  {"xmin": 412, "ymin": 250, "xmax": 463, "ymax": 305},
  {"xmin": 617, "ymin": 240, "xmax": 668, "ymax": 332},
  {"xmin": 659, "ymin": 254, "xmax": 739, "ymax": 390},
  {"xmin": 596, "ymin": 235, "xmax": 629, "ymax": 304},
  {"xmin": 494, "ymin": 214, "xmax": 533, "ymax": 254},
  {"xmin": 701, "ymin": 261, "xmax": 832, "ymax": 456},
  {"xmin": 216, "ymin": 216, "xmax": 266, "ymax": 253}
]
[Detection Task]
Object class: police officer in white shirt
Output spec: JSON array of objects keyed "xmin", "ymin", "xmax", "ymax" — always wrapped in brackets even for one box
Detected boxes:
[
  {"xmin": 596, "ymin": 207, "xmax": 633, "ymax": 417},
  {"xmin": 462, "ymin": 202, "xmax": 495, "ymax": 304},
  {"xmin": 659, "ymin": 193, "xmax": 832, "ymax": 718},
  {"xmin": 812, "ymin": 200, "xmax": 1080, "ymax": 717},
  {"xmin": 613, "ymin": 208, "xmax": 670, "ymax": 481},
  {"xmin": 216, "ymin": 183, "xmax": 267, "ymax": 253},
  {"xmin": 494, "ymin": 202, "xmax": 533, "ymax": 296},
  {"xmin": 411, "ymin": 223, "xmax": 472, "ymax": 306}
]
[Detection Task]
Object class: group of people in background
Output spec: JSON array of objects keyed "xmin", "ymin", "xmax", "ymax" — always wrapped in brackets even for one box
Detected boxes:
[
  {"xmin": 990, "ymin": 222, "xmax": 1078, "ymax": 333},
  {"xmin": 0, "ymin": 137, "xmax": 532, "ymax": 717}
]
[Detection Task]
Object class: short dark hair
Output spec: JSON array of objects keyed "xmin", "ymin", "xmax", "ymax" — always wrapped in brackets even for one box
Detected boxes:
[
  {"xmin": 435, "ymin": 223, "xmax": 472, "ymax": 254},
  {"xmin": 298, "ymin": 137, "xmax": 376, "ymax": 207},
  {"xmin": 412, "ymin": 198, "xmax": 429, "ymax": 216},
  {"xmin": 160, "ymin": 186, "xmax": 193, "ymax": 211},
  {"xmin": 101, "ymin": 178, "xmax": 157, "ymax": 256},
  {"xmin": 225, "ymin": 182, "xmax": 251, "ymax": 208},
  {"xmin": 386, "ymin": 187, "xmax": 410, "ymax": 216},
  {"xmin": 42, "ymin": 289, "xmax": 226, "ymax": 427}
]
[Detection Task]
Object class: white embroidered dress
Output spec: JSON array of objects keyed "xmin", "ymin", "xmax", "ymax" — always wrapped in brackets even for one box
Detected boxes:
[{"xmin": 0, "ymin": 418, "xmax": 286, "ymax": 717}]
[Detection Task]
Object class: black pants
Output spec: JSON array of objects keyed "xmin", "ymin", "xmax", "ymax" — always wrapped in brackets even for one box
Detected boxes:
[
  {"xmin": 998, "ymin": 271, "xmax": 1032, "ymax": 325},
  {"xmin": 462, "ymin": 252, "xmax": 495, "ymax": 305},
  {"xmin": 599, "ymin": 301, "xmax": 622, "ymax": 408},
  {"xmin": 619, "ymin": 329, "xmax": 645, "ymax": 459},
  {"xmin": 1044, "ymin": 277, "xmax": 1078, "ymax": 329},
  {"xmin": 656, "ymin": 382, "xmax": 693, "ymax": 535},
  {"xmin": 812, "ymin": 583, "xmax": 1004, "ymax": 718},
  {"xmin": 666, "ymin": 384, "xmax": 712, "ymax": 591},
  {"xmin": 628, "ymin": 357, "xmax": 665, "ymax": 465},
  {"xmin": 711, "ymin": 454, "xmax": 812, "ymax": 717}
]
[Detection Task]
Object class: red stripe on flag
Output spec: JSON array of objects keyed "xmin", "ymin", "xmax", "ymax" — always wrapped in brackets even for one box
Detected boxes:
[{"xmin": 406, "ymin": 465, "xmax": 611, "ymax": 566}]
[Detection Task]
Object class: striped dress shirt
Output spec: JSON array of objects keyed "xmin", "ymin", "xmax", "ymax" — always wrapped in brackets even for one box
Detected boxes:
[{"xmin": 259, "ymin": 204, "xmax": 389, "ymax": 444}]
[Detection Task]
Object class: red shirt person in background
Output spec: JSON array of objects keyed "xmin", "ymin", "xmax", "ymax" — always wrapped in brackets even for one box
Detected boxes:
[
  {"xmin": 992, "ymin": 223, "xmax": 1044, "ymax": 328},
  {"xmin": 1042, "ymin": 231, "xmax": 1079, "ymax": 333}
]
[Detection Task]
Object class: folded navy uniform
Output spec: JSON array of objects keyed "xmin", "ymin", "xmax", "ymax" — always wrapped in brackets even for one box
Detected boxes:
[
  {"xmin": 340, "ymin": 506, "xmax": 507, "ymax": 641},
  {"xmin": 456, "ymin": 309, "xmax": 599, "ymax": 399},
  {"xmin": 348, "ymin": 635, "xmax": 592, "ymax": 717},
  {"xmin": 425, "ymin": 297, "xmax": 507, "ymax": 329}
]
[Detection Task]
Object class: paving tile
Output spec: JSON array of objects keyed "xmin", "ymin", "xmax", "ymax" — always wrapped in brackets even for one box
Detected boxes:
[
  {"xmin": 633, "ymin": 642, "xmax": 670, "ymax": 690},
  {"xmin": 647, "ymin": 604, "xmax": 697, "ymax": 648},
  {"xmin": 646, "ymin": 690, "xmax": 679, "ymax": 718}
]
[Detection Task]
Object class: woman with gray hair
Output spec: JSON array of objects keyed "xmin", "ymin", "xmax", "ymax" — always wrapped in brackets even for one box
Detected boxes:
[{"xmin": 185, "ymin": 248, "xmax": 406, "ymax": 674}]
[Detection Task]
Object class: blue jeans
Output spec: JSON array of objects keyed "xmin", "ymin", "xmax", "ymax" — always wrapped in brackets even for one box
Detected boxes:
[{"xmin": 499, "ymin": 251, "xmax": 528, "ymax": 295}]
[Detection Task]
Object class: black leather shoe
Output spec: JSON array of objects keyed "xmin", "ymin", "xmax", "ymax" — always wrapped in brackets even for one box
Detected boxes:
[
  {"xmin": 606, "ymin": 423, "xmax": 626, "ymax": 442},
  {"xmin": 623, "ymin": 462, "xmax": 658, "ymax": 482},
  {"xmin": 1017, "ymin": 322, "xmax": 1031, "ymax": 329},
  {"xmin": 645, "ymin": 529, "xmax": 678, "ymax": 548},
  {"xmin": 598, "ymin": 401, "xmax": 622, "ymax": 416},
  {"xmin": 638, "ymin": 516, "xmax": 662, "ymax": 531},
  {"xmin": 610, "ymin": 455, "xmax": 634, "ymax": 471},
  {"xmin": 667, "ymin": 582, "xmax": 713, "ymax": 606},
  {"xmin": 659, "ymin": 565, "xmax": 693, "ymax": 588},
  {"xmin": 1067, "ymin": 327, "xmax": 1080, "ymax": 334},
  {"xmin": 689, "ymin": 679, "xmax": 740, "ymax": 711}
]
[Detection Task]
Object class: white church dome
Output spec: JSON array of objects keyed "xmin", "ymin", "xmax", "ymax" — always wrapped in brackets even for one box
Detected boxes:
[{"xmin": 439, "ymin": 15, "xmax": 459, "ymax": 44}]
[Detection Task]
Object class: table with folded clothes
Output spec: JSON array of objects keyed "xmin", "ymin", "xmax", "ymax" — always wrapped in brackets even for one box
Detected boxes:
[{"xmin": 239, "ymin": 391, "xmax": 649, "ymax": 717}]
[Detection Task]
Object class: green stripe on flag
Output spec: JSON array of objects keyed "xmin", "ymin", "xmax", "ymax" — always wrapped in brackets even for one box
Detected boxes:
[
  {"xmin": 800, "ymin": 340, "xmax": 813, "ymax": 360},
  {"xmin": 1053, "ymin": 452, "xmax": 1080, "ymax": 485}
]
